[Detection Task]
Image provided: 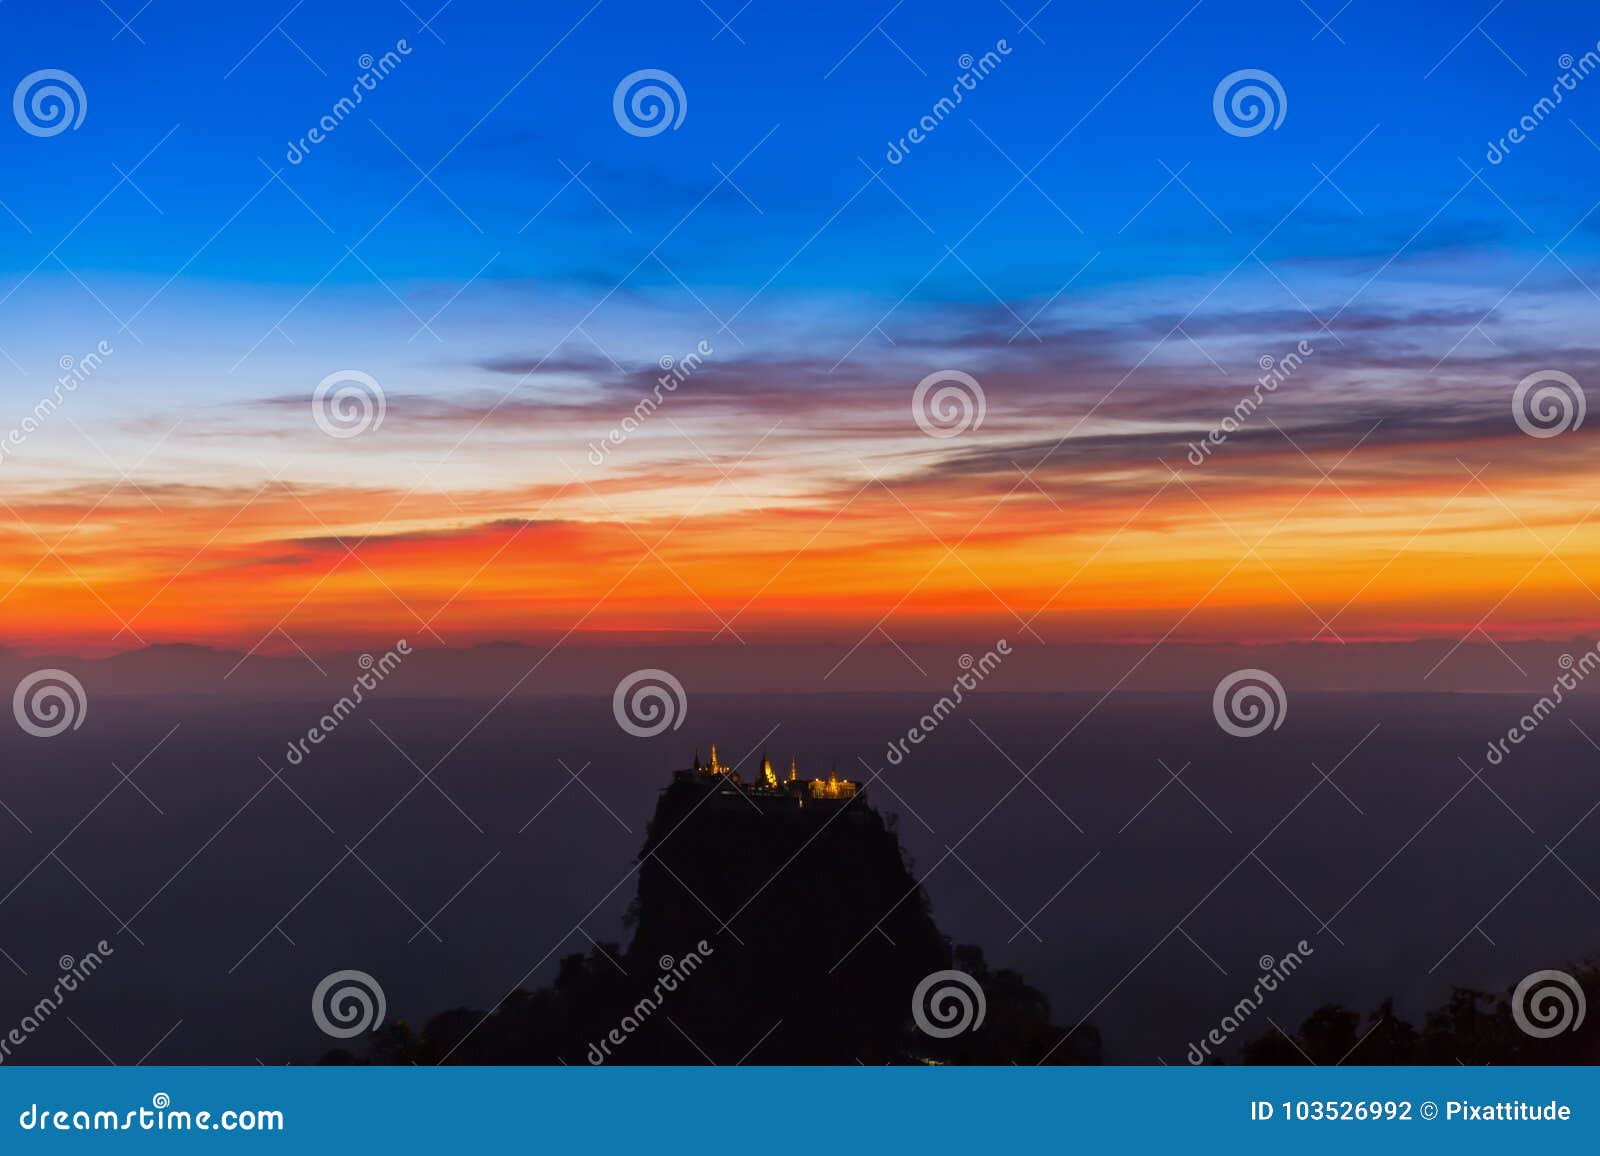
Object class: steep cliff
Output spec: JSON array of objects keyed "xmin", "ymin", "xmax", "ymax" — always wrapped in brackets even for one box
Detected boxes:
[{"xmin": 336, "ymin": 773, "xmax": 1097, "ymax": 1065}]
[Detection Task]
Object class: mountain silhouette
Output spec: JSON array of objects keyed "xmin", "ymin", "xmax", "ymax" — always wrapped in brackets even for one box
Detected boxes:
[{"xmin": 325, "ymin": 754, "xmax": 1099, "ymax": 1064}]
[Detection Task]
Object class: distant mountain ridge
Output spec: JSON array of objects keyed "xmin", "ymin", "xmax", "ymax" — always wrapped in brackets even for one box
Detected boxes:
[{"xmin": 4, "ymin": 638, "xmax": 1597, "ymax": 698}]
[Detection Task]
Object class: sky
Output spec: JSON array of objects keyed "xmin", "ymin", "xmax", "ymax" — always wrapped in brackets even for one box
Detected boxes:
[{"xmin": 1, "ymin": 0, "xmax": 1598, "ymax": 658}]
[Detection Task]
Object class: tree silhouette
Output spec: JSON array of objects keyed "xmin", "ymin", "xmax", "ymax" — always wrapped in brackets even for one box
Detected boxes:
[{"xmin": 1240, "ymin": 961, "xmax": 1600, "ymax": 1065}]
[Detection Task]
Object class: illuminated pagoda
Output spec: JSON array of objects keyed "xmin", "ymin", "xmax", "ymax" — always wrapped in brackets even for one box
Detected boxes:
[{"xmin": 673, "ymin": 743, "xmax": 862, "ymax": 812}]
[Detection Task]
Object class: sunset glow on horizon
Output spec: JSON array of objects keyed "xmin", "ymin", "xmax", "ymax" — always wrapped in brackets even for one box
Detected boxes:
[
  {"xmin": 3, "ymin": 368, "xmax": 1596, "ymax": 657},
  {"xmin": 1, "ymin": 3, "xmax": 1596, "ymax": 660}
]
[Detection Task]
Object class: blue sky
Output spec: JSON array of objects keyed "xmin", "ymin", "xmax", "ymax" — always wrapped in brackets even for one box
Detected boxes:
[
  {"xmin": 3, "ymin": 0, "xmax": 1600, "ymax": 655},
  {"xmin": 3, "ymin": 0, "xmax": 1596, "ymax": 374}
]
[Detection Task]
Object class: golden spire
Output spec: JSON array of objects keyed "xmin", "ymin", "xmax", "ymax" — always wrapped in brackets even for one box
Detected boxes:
[{"xmin": 788, "ymin": 757, "xmax": 797, "ymax": 782}]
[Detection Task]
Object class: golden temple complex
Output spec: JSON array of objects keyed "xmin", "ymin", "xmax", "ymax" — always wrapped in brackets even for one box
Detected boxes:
[{"xmin": 674, "ymin": 744, "xmax": 862, "ymax": 807}]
